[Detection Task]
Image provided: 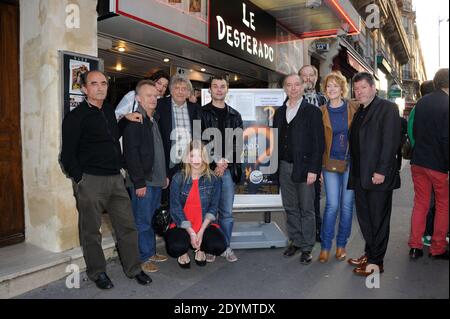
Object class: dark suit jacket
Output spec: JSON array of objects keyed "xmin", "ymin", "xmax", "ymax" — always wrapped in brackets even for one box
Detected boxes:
[
  {"xmin": 273, "ymin": 99, "xmax": 325, "ymax": 183},
  {"xmin": 411, "ymin": 89, "xmax": 449, "ymax": 173},
  {"xmin": 348, "ymin": 96, "xmax": 401, "ymax": 191},
  {"xmin": 155, "ymin": 96, "xmax": 202, "ymax": 178}
]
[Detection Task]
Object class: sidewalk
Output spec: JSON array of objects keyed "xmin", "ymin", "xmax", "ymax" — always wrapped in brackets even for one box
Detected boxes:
[{"xmin": 13, "ymin": 163, "xmax": 450, "ymax": 299}]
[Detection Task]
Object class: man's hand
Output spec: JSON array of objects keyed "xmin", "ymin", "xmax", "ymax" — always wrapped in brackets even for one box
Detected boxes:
[
  {"xmin": 371, "ymin": 173, "xmax": 385, "ymax": 185},
  {"xmin": 135, "ymin": 187, "xmax": 146, "ymax": 198},
  {"xmin": 125, "ymin": 112, "xmax": 143, "ymax": 123},
  {"xmin": 214, "ymin": 167, "xmax": 225, "ymax": 177},
  {"xmin": 163, "ymin": 178, "xmax": 170, "ymax": 189},
  {"xmin": 306, "ymin": 173, "xmax": 317, "ymax": 185}
]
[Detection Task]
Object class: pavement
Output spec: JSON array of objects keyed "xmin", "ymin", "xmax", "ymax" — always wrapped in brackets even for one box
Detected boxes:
[{"xmin": 16, "ymin": 163, "xmax": 449, "ymax": 299}]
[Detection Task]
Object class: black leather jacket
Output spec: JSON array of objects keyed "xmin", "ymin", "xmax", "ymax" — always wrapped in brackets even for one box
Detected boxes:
[{"xmin": 201, "ymin": 102, "xmax": 243, "ymax": 184}]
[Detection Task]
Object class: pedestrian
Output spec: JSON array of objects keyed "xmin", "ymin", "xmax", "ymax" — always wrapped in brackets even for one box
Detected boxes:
[
  {"xmin": 201, "ymin": 76, "xmax": 243, "ymax": 263},
  {"xmin": 60, "ymin": 70, "xmax": 152, "ymax": 289},
  {"xmin": 347, "ymin": 72, "xmax": 401, "ymax": 276},
  {"xmin": 274, "ymin": 73, "xmax": 325, "ymax": 265},
  {"xmin": 318, "ymin": 71, "xmax": 358, "ymax": 263},
  {"xmin": 122, "ymin": 80, "xmax": 170, "ymax": 273},
  {"xmin": 408, "ymin": 80, "xmax": 436, "ymax": 247},
  {"xmin": 299, "ymin": 65, "xmax": 327, "ymax": 242},
  {"xmin": 165, "ymin": 141, "xmax": 226, "ymax": 268},
  {"xmin": 408, "ymin": 68, "xmax": 449, "ymax": 260}
]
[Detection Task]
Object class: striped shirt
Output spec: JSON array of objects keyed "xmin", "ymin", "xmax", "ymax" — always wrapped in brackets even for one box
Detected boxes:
[{"xmin": 171, "ymin": 100, "xmax": 191, "ymax": 167}]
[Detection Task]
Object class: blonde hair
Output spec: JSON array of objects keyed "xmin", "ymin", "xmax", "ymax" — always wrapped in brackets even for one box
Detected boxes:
[
  {"xmin": 321, "ymin": 71, "xmax": 349, "ymax": 99},
  {"xmin": 182, "ymin": 140, "xmax": 213, "ymax": 181}
]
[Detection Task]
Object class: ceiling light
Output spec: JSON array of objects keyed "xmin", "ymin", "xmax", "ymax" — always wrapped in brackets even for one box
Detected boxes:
[
  {"xmin": 234, "ymin": 75, "xmax": 238, "ymax": 81},
  {"xmin": 163, "ymin": 58, "xmax": 170, "ymax": 63},
  {"xmin": 201, "ymin": 68, "xmax": 206, "ymax": 72},
  {"xmin": 116, "ymin": 46, "xmax": 126, "ymax": 52},
  {"xmin": 115, "ymin": 64, "xmax": 123, "ymax": 71}
]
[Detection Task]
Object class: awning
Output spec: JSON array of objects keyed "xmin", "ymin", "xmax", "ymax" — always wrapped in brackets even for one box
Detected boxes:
[{"xmin": 250, "ymin": 0, "xmax": 361, "ymax": 39}]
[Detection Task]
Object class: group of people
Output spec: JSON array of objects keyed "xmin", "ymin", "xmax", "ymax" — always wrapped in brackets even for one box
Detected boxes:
[{"xmin": 60, "ymin": 64, "xmax": 448, "ymax": 290}]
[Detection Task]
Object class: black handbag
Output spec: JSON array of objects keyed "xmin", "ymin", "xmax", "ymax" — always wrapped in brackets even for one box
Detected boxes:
[
  {"xmin": 152, "ymin": 203, "xmax": 172, "ymax": 237},
  {"xmin": 402, "ymin": 136, "xmax": 413, "ymax": 160}
]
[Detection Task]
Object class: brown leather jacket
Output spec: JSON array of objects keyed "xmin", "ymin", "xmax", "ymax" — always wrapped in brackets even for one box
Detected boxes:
[{"xmin": 320, "ymin": 100, "xmax": 359, "ymax": 170}]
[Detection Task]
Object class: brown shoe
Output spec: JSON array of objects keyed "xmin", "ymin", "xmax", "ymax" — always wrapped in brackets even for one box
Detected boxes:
[
  {"xmin": 347, "ymin": 254, "xmax": 368, "ymax": 267},
  {"xmin": 353, "ymin": 263, "xmax": 384, "ymax": 277},
  {"xmin": 141, "ymin": 261, "xmax": 159, "ymax": 273},
  {"xmin": 149, "ymin": 254, "xmax": 168, "ymax": 262},
  {"xmin": 335, "ymin": 248, "xmax": 347, "ymax": 261},
  {"xmin": 319, "ymin": 250, "xmax": 330, "ymax": 263}
]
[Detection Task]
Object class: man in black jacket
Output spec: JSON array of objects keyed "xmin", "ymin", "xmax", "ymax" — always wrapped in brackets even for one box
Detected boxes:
[
  {"xmin": 123, "ymin": 80, "xmax": 169, "ymax": 274},
  {"xmin": 273, "ymin": 74, "xmax": 325, "ymax": 265},
  {"xmin": 201, "ymin": 76, "xmax": 243, "ymax": 263},
  {"xmin": 155, "ymin": 75, "xmax": 202, "ymax": 179},
  {"xmin": 60, "ymin": 70, "xmax": 152, "ymax": 289},
  {"xmin": 347, "ymin": 72, "xmax": 401, "ymax": 276},
  {"xmin": 408, "ymin": 68, "xmax": 449, "ymax": 260}
]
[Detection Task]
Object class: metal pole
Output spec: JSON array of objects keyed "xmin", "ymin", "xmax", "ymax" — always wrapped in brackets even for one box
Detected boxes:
[{"xmin": 439, "ymin": 18, "xmax": 441, "ymax": 67}]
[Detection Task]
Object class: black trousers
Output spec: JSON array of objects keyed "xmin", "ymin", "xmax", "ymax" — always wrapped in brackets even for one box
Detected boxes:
[
  {"xmin": 354, "ymin": 179, "xmax": 393, "ymax": 266},
  {"xmin": 164, "ymin": 226, "xmax": 226, "ymax": 258}
]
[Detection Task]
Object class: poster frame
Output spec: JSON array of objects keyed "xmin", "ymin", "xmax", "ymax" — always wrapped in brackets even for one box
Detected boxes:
[{"xmin": 59, "ymin": 50, "xmax": 104, "ymax": 119}]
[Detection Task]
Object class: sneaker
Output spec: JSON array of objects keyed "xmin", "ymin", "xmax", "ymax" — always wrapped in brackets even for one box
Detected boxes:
[
  {"xmin": 149, "ymin": 254, "xmax": 168, "ymax": 262},
  {"xmin": 141, "ymin": 261, "xmax": 159, "ymax": 273},
  {"xmin": 206, "ymin": 254, "xmax": 216, "ymax": 263},
  {"xmin": 300, "ymin": 251, "xmax": 312, "ymax": 265},
  {"xmin": 221, "ymin": 247, "xmax": 238, "ymax": 262},
  {"xmin": 422, "ymin": 236, "xmax": 431, "ymax": 247}
]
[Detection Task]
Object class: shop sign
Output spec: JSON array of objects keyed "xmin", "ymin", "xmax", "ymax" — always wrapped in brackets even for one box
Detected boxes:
[
  {"xmin": 315, "ymin": 42, "xmax": 329, "ymax": 51},
  {"xmin": 210, "ymin": 0, "xmax": 277, "ymax": 71}
]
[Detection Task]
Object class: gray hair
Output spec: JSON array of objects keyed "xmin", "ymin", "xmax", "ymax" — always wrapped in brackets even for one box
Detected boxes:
[
  {"xmin": 170, "ymin": 74, "xmax": 193, "ymax": 94},
  {"xmin": 283, "ymin": 73, "xmax": 303, "ymax": 88}
]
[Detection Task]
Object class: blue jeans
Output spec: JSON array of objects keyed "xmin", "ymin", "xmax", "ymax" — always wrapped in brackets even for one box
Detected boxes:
[
  {"xmin": 130, "ymin": 185, "xmax": 162, "ymax": 261},
  {"xmin": 218, "ymin": 169, "xmax": 235, "ymax": 247},
  {"xmin": 321, "ymin": 167, "xmax": 354, "ymax": 251}
]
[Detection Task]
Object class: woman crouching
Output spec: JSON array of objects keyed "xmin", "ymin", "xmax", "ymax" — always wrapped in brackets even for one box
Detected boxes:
[{"xmin": 165, "ymin": 141, "xmax": 227, "ymax": 268}]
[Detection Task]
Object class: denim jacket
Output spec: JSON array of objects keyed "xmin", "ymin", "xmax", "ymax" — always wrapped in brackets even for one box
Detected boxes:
[{"xmin": 169, "ymin": 172, "xmax": 222, "ymax": 229}]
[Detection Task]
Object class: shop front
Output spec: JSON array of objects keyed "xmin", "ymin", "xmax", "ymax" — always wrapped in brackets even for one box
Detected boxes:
[{"xmin": 6, "ymin": 0, "xmax": 361, "ymax": 252}]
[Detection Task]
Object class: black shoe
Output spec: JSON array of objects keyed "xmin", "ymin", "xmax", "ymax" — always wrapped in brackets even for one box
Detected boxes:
[
  {"xmin": 94, "ymin": 272, "xmax": 114, "ymax": 290},
  {"xmin": 283, "ymin": 245, "xmax": 300, "ymax": 257},
  {"xmin": 409, "ymin": 248, "xmax": 423, "ymax": 259},
  {"xmin": 429, "ymin": 251, "xmax": 449, "ymax": 260},
  {"xmin": 300, "ymin": 252, "xmax": 312, "ymax": 265},
  {"xmin": 135, "ymin": 271, "xmax": 152, "ymax": 285}
]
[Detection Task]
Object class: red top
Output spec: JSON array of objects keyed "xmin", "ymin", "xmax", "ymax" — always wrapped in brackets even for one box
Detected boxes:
[{"xmin": 183, "ymin": 179, "xmax": 202, "ymax": 232}]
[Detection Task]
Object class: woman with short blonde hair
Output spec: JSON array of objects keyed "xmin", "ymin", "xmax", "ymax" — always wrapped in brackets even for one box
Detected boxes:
[{"xmin": 318, "ymin": 71, "xmax": 358, "ymax": 263}]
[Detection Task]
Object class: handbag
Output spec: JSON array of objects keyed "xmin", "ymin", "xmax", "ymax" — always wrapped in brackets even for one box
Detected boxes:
[
  {"xmin": 324, "ymin": 144, "xmax": 349, "ymax": 173},
  {"xmin": 324, "ymin": 158, "xmax": 348, "ymax": 173},
  {"xmin": 152, "ymin": 203, "xmax": 172, "ymax": 237},
  {"xmin": 402, "ymin": 136, "xmax": 413, "ymax": 160}
]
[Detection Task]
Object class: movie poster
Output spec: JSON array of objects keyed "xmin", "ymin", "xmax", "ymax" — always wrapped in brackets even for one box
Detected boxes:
[
  {"xmin": 60, "ymin": 51, "xmax": 102, "ymax": 118},
  {"xmin": 202, "ymin": 89, "xmax": 285, "ymax": 195},
  {"xmin": 189, "ymin": 0, "xmax": 201, "ymax": 13},
  {"xmin": 69, "ymin": 60, "xmax": 89, "ymax": 95}
]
